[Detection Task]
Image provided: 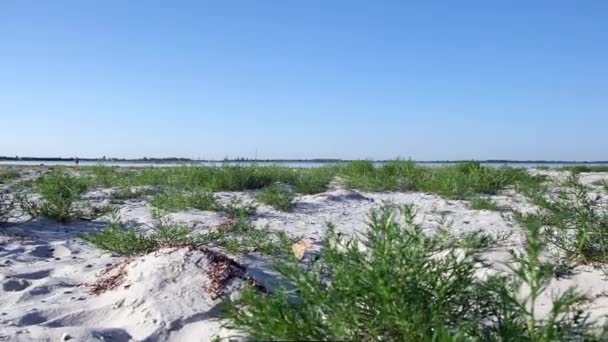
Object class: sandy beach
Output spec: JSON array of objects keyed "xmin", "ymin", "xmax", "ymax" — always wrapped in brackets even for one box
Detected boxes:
[{"xmin": 1, "ymin": 165, "xmax": 608, "ymax": 341}]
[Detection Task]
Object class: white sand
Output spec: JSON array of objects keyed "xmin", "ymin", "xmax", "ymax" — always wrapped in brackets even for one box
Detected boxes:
[{"xmin": 1, "ymin": 170, "xmax": 608, "ymax": 341}]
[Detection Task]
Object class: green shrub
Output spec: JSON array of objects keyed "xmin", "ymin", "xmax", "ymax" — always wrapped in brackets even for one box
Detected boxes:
[
  {"xmin": 84, "ymin": 214, "xmax": 293, "ymax": 256},
  {"xmin": 257, "ymin": 184, "xmax": 296, "ymax": 211},
  {"xmin": 19, "ymin": 171, "xmax": 88, "ymax": 222},
  {"xmin": 151, "ymin": 189, "xmax": 217, "ymax": 212},
  {"xmin": 0, "ymin": 193, "xmax": 15, "ymax": 226},
  {"xmin": 225, "ymin": 206, "xmax": 598, "ymax": 340},
  {"xmin": 533, "ymin": 173, "xmax": 608, "ymax": 263}
]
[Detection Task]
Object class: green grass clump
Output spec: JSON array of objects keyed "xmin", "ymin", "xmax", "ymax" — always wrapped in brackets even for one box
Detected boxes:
[
  {"xmin": 339, "ymin": 161, "xmax": 544, "ymax": 199},
  {"xmin": 217, "ymin": 197, "xmax": 257, "ymax": 218},
  {"xmin": 151, "ymin": 189, "xmax": 217, "ymax": 212},
  {"xmin": 84, "ymin": 212, "xmax": 293, "ymax": 256},
  {"xmin": 292, "ymin": 167, "xmax": 335, "ymax": 194},
  {"xmin": 0, "ymin": 193, "xmax": 15, "ymax": 226},
  {"xmin": 82, "ymin": 220, "xmax": 192, "ymax": 255},
  {"xmin": 468, "ymin": 196, "xmax": 500, "ymax": 211},
  {"xmin": 0, "ymin": 168, "xmax": 20, "ymax": 184},
  {"xmin": 196, "ymin": 216, "xmax": 294, "ymax": 254},
  {"xmin": 532, "ymin": 173, "xmax": 608, "ymax": 263},
  {"xmin": 79, "ymin": 165, "xmax": 335, "ymax": 194},
  {"xmin": 19, "ymin": 171, "xmax": 88, "ymax": 222},
  {"xmin": 225, "ymin": 206, "xmax": 598, "ymax": 340},
  {"xmin": 339, "ymin": 160, "xmax": 425, "ymax": 192},
  {"xmin": 257, "ymin": 184, "xmax": 296, "ymax": 211}
]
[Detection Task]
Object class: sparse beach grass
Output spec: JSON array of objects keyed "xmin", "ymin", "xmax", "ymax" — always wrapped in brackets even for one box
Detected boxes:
[
  {"xmin": 0, "ymin": 168, "xmax": 20, "ymax": 184},
  {"xmin": 0, "ymin": 193, "xmax": 15, "ymax": 226},
  {"xmin": 71, "ymin": 162, "xmax": 548, "ymax": 202},
  {"xmin": 529, "ymin": 173, "xmax": 608, "ymax": 264},
  {"xmin": 3, "ymin": 163, "xmax": 608, "ymax": 340},
  {"xmin": 83, "ymin": 212, "xmax": 294, "ymax": 256}
]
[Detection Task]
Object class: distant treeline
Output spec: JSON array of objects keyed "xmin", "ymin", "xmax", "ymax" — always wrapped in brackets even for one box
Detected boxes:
[{"xmin": 1, "ymin": 156, "xmax": 607, "ymax": 164}]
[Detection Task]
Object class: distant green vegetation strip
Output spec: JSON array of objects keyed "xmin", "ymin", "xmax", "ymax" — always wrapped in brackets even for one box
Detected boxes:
[
  {"xmin": 559, "ymin": 165, "xmax": 608, "ymax": 173},
  {"xmin": 76, "ymin": 161, "xmax": 545, "ymax": 198},
  {"xmin": 339, "ymin": 161, "xmax": 545, "ymax": 199}
]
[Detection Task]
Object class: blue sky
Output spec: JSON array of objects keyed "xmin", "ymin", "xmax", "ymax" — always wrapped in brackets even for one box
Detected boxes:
[{"xmin": 1, "ymin": 1, "xmax": 606, "ymax": 160}]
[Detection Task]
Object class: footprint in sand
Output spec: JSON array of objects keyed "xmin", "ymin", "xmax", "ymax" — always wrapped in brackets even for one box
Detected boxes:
[
  {"xmin": 2, "ymin": 278, "xmax": 31, "ymax": 291},
  {"xmin": 29, "ymin": 245, "xmax": 72, "ymax": 259},
  {"xmin": 13, "ymin": 269, "xmax": 52, "ymax": 280},
  {"xmin": 17, "ymin": 311, "xmax": 47, "ymax": 326}
]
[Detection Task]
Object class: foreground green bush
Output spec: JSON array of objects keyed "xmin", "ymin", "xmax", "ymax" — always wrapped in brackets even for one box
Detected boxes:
[{"xmin": 225, "ymin": 206, "xmax": 599, "ymax": 340}]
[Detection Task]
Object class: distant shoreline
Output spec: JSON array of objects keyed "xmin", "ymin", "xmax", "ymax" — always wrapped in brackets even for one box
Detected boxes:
[{"xmin": 1, "ymin": 156, "xmax": 607, "ymax": 164}]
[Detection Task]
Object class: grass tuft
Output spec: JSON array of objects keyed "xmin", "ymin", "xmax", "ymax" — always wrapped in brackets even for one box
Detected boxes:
[
  {"xmin": 531, "ymin": 173, "xmax": 608, "ymax": 263},
  {"xmin": 18, "ymin": 171, "xmax": 88, "ymax": 222},
  {"xmin": 0, "ymin": 193, "xmax": 15, "ymax": 226},
  {"xmin": 257, "ymin": 184, "xmax": 296, "ymax": 211},
  {"xmin": 468, "ymin": 196, "xmax": 501, "ymax": 211}
]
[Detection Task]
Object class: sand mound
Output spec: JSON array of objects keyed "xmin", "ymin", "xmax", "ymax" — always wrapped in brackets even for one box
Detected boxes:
[
  {"xmin": 81, "ymin": 247, "xmax": 252, "ymax": 341},
  {"xmin": 313, "ymin": 189, "xmax": 371, "ymax": 202},
  {"xmin": 1, "ymin": 243, "xmax": 254, "ymax": 341}
]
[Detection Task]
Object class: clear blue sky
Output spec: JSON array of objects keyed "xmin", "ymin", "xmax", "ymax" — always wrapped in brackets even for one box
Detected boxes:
[{"xmin": 1, "ymin": 1, "xmax": 606, "ymax": 160}]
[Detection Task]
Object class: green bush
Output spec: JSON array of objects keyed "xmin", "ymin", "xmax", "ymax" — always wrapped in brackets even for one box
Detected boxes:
[
  {"xmin": 257, "ymin": 184, "xmax": 296, "ymax": 211},
  {"xmin": 19, "ymin": 171, "xmax": 88, "ymax": 222},
  {"xmin": 225, "ymin": 206, "xmax": 598, "ymax": 340},
  {"xmin": 533, "ymin": 173, "xmax": 608, "ymax": 263},
  {"xmin": 0, "ymin": 193, "xmax": 15, "ymax": 226}
]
